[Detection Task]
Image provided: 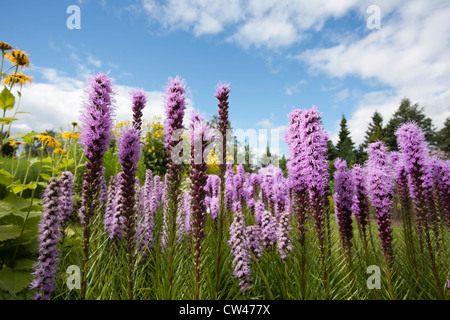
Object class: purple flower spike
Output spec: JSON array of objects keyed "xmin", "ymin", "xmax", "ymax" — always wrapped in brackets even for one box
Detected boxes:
[
  {"xmin": 261, "ymin": 210, "xmax": 278, "ymax": 250},
  {"xmin": 58, "ymin": 171, "xmax": 74, "ymax": 231},
  {"xmin": 131, "ymin": 89, "xmax": 146, "ymax": 133},
  {"xmin": 367, "ymin": 141, "xmax": 395, "ymax": 259},
  {"xmin": 333, "ymin": 158, "xmax": 354, "ymax": 253},
  {"xmin": 277, "ymin": 211, "xmax": 292, "ymax": 260},
  {"xmin": 215, "ymin": 82, "xmax": 230, "ymax": 166},
  {"xmin": 228, "ymin": 212, "xmax": 251, "ymax": 292},
  {"xmin": 247, "ymin": 225, "xmax": 262, "ymax": 260},
  {"xmin": 30, "ymin": 177, "xmax": 61, "ymax": 300},
  {"xmin": 351, "ymin": 164, "xmax": 370, "ymax": 244},
  {"xmin": 430, "ymin": 157, "xmax": 450, "ymax": 227}
]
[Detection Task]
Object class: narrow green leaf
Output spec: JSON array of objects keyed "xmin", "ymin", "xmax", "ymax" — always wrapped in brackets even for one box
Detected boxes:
[
  {"xmin": 0, "ymin": 117, "xmax": 18, "ymax": 125},
  {"xmin": 40, "ymin": 173, "xmax": 51, "ymax": 181}
]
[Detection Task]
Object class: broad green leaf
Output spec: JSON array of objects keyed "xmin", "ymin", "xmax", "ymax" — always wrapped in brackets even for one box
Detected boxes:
[
  {"xmin": 0, "ymin": 268, "xmax": 32, "ymax": 293},
  {"xmin": 13, "ymin": 259, "xmax": 35, "ymax": 271},
  {"xmin": 22, "ymin": 131, "xmax": 38, "ymax": 145},
  {"xmin": 40, "ymin": 173, "xmax": 51, "ymax": 181},
  {"xmin": 9, "ymin": 182, "xmax": 37, "ymax": 194},
  {"xmin": 1, "ymin": 193, "xmax": 41, "ymax": 219},
  {"xmin": 42, "ymin": 157, "xmax": 52, "ymax": 163},
  {"xmin": 0, "ymin": 117, "xmax": 18, "ymax": 125},
  {"xmin": 0, "ymin": 201, "xmax": 14, "ymax": 218},
  {"xmin": 62, "ymin": 158, "xmax": 75, "ymax": 167},
  {"xmin": 0, "ymin": 169, "xmax": 12, "ymax": 186},
  {"xmin": 0, "ymin": 225, "xmax": 22, "ymax": 241},
  {"xmin": 0, "ymin": 87, "xmax": 15, "ymax": 111}
]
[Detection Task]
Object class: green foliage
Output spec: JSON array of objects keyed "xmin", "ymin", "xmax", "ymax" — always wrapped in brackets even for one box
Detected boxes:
[
  {"xmin": 336, "ymin": 115, "xmax": 356, "ymax": 165},
  {"xmin": 435, "ymin": 118, "xmax": 450, "ymax": 154},
  {"xmin": 0, "ymin": 87, "xmax": 15, "ymax": 111},
  {"xmin": 384, "ymin": 98, "xmax": 437, "ymax": 151}
]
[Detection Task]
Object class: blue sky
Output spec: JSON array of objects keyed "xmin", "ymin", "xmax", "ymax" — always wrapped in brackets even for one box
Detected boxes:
[{"xmin": 3, "ymin": 0, "xmax": 450, "ymax": 159}]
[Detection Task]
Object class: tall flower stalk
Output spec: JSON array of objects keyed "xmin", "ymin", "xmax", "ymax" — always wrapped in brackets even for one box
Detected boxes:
[
  {"xmin": 351, "ymin": 164, "xmax": 370, "ymax": 251},
  {"xmin": 300, "ymin": 107, "xmax": 330, "ymax": 299},
  {"xmin": 117, "ymin": 127, "xmax": 141, "ymax": 300},
  {"xmin": 228, "ymin": 212, "xmax": 251, "ymax": 292},
  {"xmin": 78, "ymin": 73, "xmax": 114, "ymax": 300},
  {"xmin": 30, "ymin": 177, "xmax": 61, "ymax": 300},
  {"xmin": 367, "ymin": 141, "xmax": 396, "ymax": 299},
  {"xmin": 396, "ymin": 123, "xmax": 444, "ymax": 298},
  {"xmin": 214, "ymin": 82, "xmax": 230, "ymax": 299},
  {"xmin": 163, "ymin": 76, "xmax": 187, "ymax": 298},
  {"xmin": 189, "ymin": 111, "xmax": 212, "ymax": 299},
  {"xmin": 333, "ymin": 158, "xmax": 354, "ymax": 263}
]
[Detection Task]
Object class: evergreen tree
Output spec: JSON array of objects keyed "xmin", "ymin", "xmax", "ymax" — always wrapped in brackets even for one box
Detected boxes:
[
  {"xmin": 327, "ymin": 139, "xmax": 338, "ymax": 161},
  {"xmin": 336, "ymin": 115, "xmax": 356, "ymax": 164},
  {"xmin": 435, "ymin": 118, "xmax": 450, "ymax": 154},
  {"xmin": 363, "ymin": 111, "xmax": 385, "ymax": 149},
  {"xmin": 279, "ymin": 154, "xmax": 288, "ymax": 177},
  {"xmin": 384, "ymin": 98, "xmax": 437, "ymax": 151}
]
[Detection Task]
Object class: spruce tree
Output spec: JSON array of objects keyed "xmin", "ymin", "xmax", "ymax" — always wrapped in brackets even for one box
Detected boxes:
[{"xmin": 336, "ymin": 115, "xmax": 356, "ymax": 164}]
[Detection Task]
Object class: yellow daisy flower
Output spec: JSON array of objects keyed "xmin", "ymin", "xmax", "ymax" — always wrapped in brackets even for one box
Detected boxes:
[
  {"xmin": 5, "ymin": 50, "xmax": 30, "ymax": 68},
  {"xmin": 0, "ymin": 42, "xmax": 13, "ymax": 51},
  {"xmin": 3, "ymin": 73, "xmax": 33, "ymax": 86},
  {"xmin": 53, "ymin": 148, "xmax": 67, "ymax": 154},
  {"xmin": 38, "ymin": 134, "xmax": 61, "ymax": 148}
]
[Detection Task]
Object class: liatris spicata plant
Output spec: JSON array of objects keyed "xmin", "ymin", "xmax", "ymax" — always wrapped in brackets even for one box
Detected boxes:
[
  {"xmin": 78, "ymin": 73, "xmax": 114, "ymax": 299},
  {"xmin": 247, "ymin": 225, "xmax": 262, "ymax": 260},
  {"xmin": 163, "ymin": 76, "xmax": 187, "ymax": 298},
  {"xmin": 277, "ymin": 211, "xmax": 292, "ymax": 260},
  {"xmin": 395, "ymin": 123, "xmax": 444, "ymax": 297},
  {"xmin": 430, "ymin": 157, "xmax": 450, "ymax": 227},
  {"xmin": 117, "ymin": 126, "xmax": 141, "ymax": 300},
  {"xmin": 225, "ymin": 163, "xmax": 235, "ymax": 211},
  {"xmin": 396, "ymin": 123, "xmax": 438, "ymax": 240},
  {"xmin": 391, "ymin": 152, "xmax": 417, "ymax": 268},
  {"xmin": 285, "ymin": 109, "xmax": 309, "ymax": 250},
  {"xmin": 30, "ymin": 177, "xmax": 61, "ymax": 300},
  {"xmin": 351, "ymin": 164, "xmax": 370, "ymax": 249},
  {"xmin": 104, "ymin": 174, "xmax": 117, "ymax": 235},
  {"xmin": 255, "ymin": 200, "xmax": 265, "ymax": 226},
  {"xmin": 367, "ymin": 141, "xmax": 395, "ymax": 260},
  {"xmin": 298, "ymin": 107, "xmax": 329, "ymax": 298},
  {"xmin": 228, "ymin": 211, "xmax": 251, "ymax": 292},
  {"xmin": 333, "ymin": 158, "xmax": 355, "ymax": 258},
  {"xmin": 189, "ymin": 111, "xmax": 213, "ymax": 299},
  {"xmin": 215, "ymin": 82, "xmax": 230, "ymax": 169},
  {"xmin": 260, "ymin": 209, "xmax": 278, "ymax": 250},
  {"xmin": 131, "ymin": 89, "xmax": 146, "ymax": 133},
  {"xmin": 58, "ymin": 171, "xmax": 74, "ymax": 233}
]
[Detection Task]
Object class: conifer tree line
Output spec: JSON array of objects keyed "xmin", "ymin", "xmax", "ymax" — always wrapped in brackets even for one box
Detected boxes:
[{"xmin": 327, "ymin": 98, "xmax": 449, "ymax": 166}]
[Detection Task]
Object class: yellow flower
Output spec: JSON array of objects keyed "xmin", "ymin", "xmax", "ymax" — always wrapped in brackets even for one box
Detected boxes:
[
  {"xmin": 5, "ymin": 50, "xmax": 30, "ymax": 68},
  {"xmin": 3, "ymin": 73, "xmax": 33, "ymax": 86},
  {"xmin": 9, "ymin": 140, "xmax": 25, "ymax": 147},
  {"xmin": 0, "ymin": 42, "xmax": 13, "ymax": 51},
  {"xmin": 38, "ymin": 134, "xmax": 61, "ymax": 148},
  {"xmin": 53, "ymin": 148, "xmax": 67, "ymax": 154},
  {"xmin": 61, "ymin": 132, "xmax": 80, "ymax": 141}
]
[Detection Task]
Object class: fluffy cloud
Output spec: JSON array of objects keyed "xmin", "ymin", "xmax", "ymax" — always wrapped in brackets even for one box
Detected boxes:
[
  {"xmin": 10, "ymin": 67, "xmax": 193, "ymax": 135},
  {"xmin": 299, "ymin": 0, "xmax": 450, "ymax": 143}
]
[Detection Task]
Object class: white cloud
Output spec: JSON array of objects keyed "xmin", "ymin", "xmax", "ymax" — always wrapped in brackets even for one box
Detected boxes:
[
  {"xmin": 334, "ymin": 88, "xmax": 350, "ymax": 102},
  {"xmin": 284, "ymin": 80, "xmax": 307, "ymax": 96},
  {"xmin": 9, "ymin": 67, "xmax": 194, "ymax": 136},
  {"xmin": 298, "ymin": 0, "xmax": 450, "ymax": 143},
  {"xmin": 87, "ymin": 55, "xmax": 102, "ymax": 68},
  {"xmin": 141, "ymin": 0, "xmax": 364, "ymax": 48}
]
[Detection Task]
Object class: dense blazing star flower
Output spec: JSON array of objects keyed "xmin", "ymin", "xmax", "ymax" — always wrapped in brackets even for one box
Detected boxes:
[
  {"xmin": 351, "ymin": 164, "xmax": 370, "ymax": 242},
  {"xmin": 215, "ymin": 82, "xmax": 230, "ymax": 167},
  {"xmin": 273, "ymin": 178, "xmax": 288, "ymax": 217},
  {"xmin": 228, "ymin": 212, "xmax": 251, "ymax": 292},
  {"xmin": 333, "ymin": 158, "xmax": 355, "ymax": 252},
  {"xmin": 58, "ymin": 171, "xmax": 74, "ymax": 231},
  {"xmin": 395, "ymin": 123, "xmax": 437, "ymax": 235},
  {"xmin": 136, "ymin": 171, "xmax": 156, "ymax": 254},
  {"xmin": 225, "ymin": 163, "xmax": 235, "ymax": 210},
  {"xmin": 430, "ymin": 157, "xmax": 450, "ymax": 227},
  {"xmin": 78, "ymin": 73, "xmax": 114, "ymax": 299},
  {"xmin": 277, "ymin": 211, "xmax": 292, "ymax": 260},
  {"xmin": 103, "ymin": 174, "xmax": 117, "ymax": 235},
  {"xmin": 260, "ymin": 210, "xmax": 278, "ymax": 250},
  {"xmin": 234, "ymin": 164, "xmax": 245, "ymax": 203},
  {"xmin": 247, "ymin": 225, "xmax": 262, "ymax": 260},
  {"xmin": 255, "ymin": 200, "xmax": 265, "ymax": 226},
  {"xmin": 79, "ymin": 73, "xmax": 114, "ymax": 226},
  {"xmin": 30, "ymin": 178, "xmax": 61, "ymax": 300},
  {"xmin": 390, "ymin": 152, "xmax": 413, "ymax": 221},
  {"xmin": 117, "ymin": 127, "xmax": 141, "ymax": 243},
  {"xmin": 210, "ymin": 196, "xmax": 220, "ymax": 220},
  {"xmin": 367, "ymin": 141, "xmax": 395, "ymax": 258},
  {"xmin": 131, "ymin": 90, "xmax": 146, "ymax": 133}
]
